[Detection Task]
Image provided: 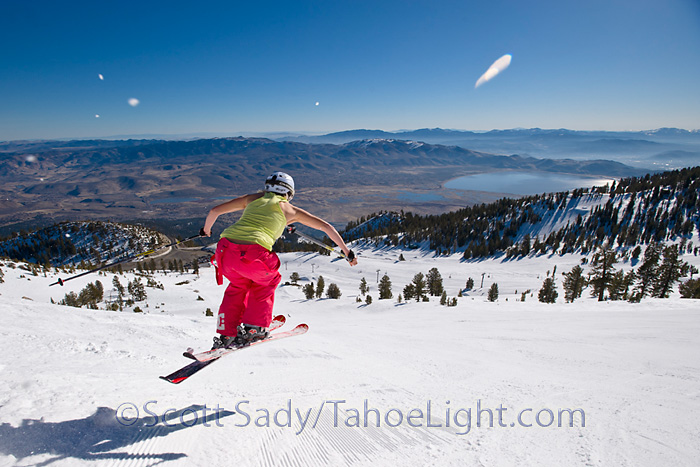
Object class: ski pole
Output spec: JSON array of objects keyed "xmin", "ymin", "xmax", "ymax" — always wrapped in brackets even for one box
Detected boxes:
[
  {"xmin": 286, "ymin": 225, "xmax": 354, "ymax": 261},
  {"xmin": 49, "ymin": 232, "xmax": 203, "ymax": 287}
]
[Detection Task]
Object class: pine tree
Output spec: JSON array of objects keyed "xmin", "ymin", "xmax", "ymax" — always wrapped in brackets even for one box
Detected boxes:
[
  {"xmin": 652, "ymin": 245, "xmax": 689, "ymax": 298},
  {"xmin": 112, "ymin": 276, "xmax": 125, "ymax": 310},
  {"xmin": 94, "ymin": 280, "xmax": 104, "ymax": 302},
  {"xmin": 112, "ymin": 276, "xmax": 124, "ymax": 295},
  {"xmin": 589, "ymin": 246, "xmax": 618, "ymax": 301},
  {"xmin": 440, "ymin": 291, "xmax": 447, "ymax": 305},
  {"xmin": 403, "ymin": 283, "xmax": 416, "ymax": 301},
  {"xmin": 303, "ymin": 283, "xmax": 315, "ymax": 299},
  {"xmin": 316, "ymin": 276, "xmax": 325, "ymax": 299},
  {"xmin": 128, "ymin": 278, "xmax": 147, "ymax": 302},
  {"xmin": 326, "ymin": 283, "xmax": 342, "ymax": 299},
  {"xmin": 620, "ymin": 270, "xmax": 636, "ymax": 301},
  {"xmin": 538, "ymin": 277, "xmax": 558, "ymax": 303},
  {"xmin": 465, "ymin": 277, "xmax": 474, "ymax": 290},
  {"xmin": 607, "ymin": 270, "xmax": 627, "ymax": 301},
  {"xmin": 60, "ymin": 291, "xmax": 80, "ymax": 308},
  {"xmin": 487, "ymin": 283, "xmax": 499, "ymax": 302},
  {"xmin": 426, "ymin": 268, "xmax": 444, "ymax": 296},
  {"xmin": 290, "ymin": 272, "xmax": 300, "ymax": 285},
  {"xmin": 631, "ymin": 245, "xmax": 642, "ymax": 261},
  {"xmin": 634, "ymin": 242, "xmax": 662, "ymax": 299},
  {"xmin": 520, "ymin": 233, "xmax": 531, "ymax": 256},
  {"xmin": 411, "ymin": 273, "xmax": 426, "ymax": 302},
  {"xmin": 563, "ymin": 265, "xmax": 586, "ymax": 303},
  {"xmin": 378, "ymin": 274, "xmax": 393, "ymax": 299},
  {"xmin": 359, "ymin": 277, "xmax": 369, "ymax": 296},
  {"xmin": 679, "ymin": 278, "xmax": 700, "ymax": 298}
]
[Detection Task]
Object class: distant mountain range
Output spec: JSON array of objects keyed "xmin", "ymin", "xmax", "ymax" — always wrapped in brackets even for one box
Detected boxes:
[
  {"xmin": 278, "ymin": 127, "xmax": 700, "ymax": 143},
  {"xmin": 0, "ymin": 134, "xmax": 667, "ymax": 235},
  {"xmin": 278, "ymin": 127, "xmax": 700, "ymax": 167},
  {"xmin": 3, "ymin": 127, "xmax": 698, "ymax": 168},
  {"xmin": 3, "ymin": 127, "xmax": 698, "ymax": 160}
]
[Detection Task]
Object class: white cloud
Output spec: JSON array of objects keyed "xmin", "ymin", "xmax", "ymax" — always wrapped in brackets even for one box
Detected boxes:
[{"xmin": 475, "ymin": 54, "xmax": 512, "ymax": 88}]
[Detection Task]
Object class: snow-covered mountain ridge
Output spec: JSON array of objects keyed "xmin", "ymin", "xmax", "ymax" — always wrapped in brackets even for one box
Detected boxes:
[
  {"xmin": 344, "ymin": 167, "xmax": 700, "ymax": 259},
  {"xmin": 0, "ymin": 221, "xmax": 164, "ymax": 267}
]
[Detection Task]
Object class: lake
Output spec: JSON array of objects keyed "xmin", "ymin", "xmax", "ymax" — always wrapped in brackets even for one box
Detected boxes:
[{"xmin": 444, "ymin": 171, "xmax": 616, "ymax": 196}]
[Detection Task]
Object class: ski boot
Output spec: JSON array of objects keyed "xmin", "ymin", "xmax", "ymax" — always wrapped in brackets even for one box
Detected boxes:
[
  {"xmin": 227, "ymin": 324, "xmax": 269, "ymax": 348},
  {"xmin": 211, "ymin": 324, "xmax": 269, "ymax": 350},
  {"xmin": 211, "ymin": 334, "xmax": 235, "ymax": 349}
]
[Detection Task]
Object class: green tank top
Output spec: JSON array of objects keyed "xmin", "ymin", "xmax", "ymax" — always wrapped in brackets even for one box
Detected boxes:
[{"xmin": 220, "ymin": 192, "xmax": 288, "ymax": 251}]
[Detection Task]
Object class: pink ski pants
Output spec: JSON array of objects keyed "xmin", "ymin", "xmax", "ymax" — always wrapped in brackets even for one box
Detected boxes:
[{"xmin": 214, "ymin": 238, "xmax": 281, "ymax": 336}]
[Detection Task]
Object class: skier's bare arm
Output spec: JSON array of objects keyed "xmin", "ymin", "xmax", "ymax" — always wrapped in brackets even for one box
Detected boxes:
[
  {"xmin": 202, "ymin": 193, "xmax": 263, "ymax": 236},
  {"xmin": 281, "ymin": 203, "xmax": 358, "ymax": 266}
]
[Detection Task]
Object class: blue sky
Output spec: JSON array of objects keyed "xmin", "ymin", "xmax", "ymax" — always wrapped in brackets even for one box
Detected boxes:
[{"xmin": 1, "ymin": 0, "xmax": 699, "ymax": 140}]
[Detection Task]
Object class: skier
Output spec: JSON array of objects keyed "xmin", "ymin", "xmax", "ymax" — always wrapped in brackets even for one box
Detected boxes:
[{"xmin": 201, "ymin": 172, "xmax": 357, "ymax": 349}]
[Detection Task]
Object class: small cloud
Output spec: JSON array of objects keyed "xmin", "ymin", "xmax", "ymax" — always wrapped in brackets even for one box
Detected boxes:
[
  {"xmin": 95, "ymin": 114, "xmax": 100, "ymax": 118},
  {"xmin": 315, "ymin": 102, "xmax": 320, "ymax": 106},
  {"xmin": 128, "ymin": 98, "xmax": 140, "ymax": 107},
  {"xmin": 475, "ymin": 54, "xmax": 512, "ymax": 89},
  {"xmin": 98, "ymin": 74, "xmax": 104, "ymax": 80}
]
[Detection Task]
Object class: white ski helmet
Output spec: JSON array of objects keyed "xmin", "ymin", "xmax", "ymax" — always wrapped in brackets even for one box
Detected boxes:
[{"xmin": 264, "ymin": 172, "xmax": 295, "ymax": 200}]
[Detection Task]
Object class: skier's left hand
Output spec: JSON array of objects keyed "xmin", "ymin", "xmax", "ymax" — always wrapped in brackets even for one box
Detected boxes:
[{"xmin": 346, "ymin": 250, "xmax": 357, "ymax": 266}]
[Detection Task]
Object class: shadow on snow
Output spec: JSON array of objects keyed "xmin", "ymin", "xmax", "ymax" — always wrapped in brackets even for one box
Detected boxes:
[{"xmin": 0, "ymin": 404, "xmax": 235, "ymax": 466}]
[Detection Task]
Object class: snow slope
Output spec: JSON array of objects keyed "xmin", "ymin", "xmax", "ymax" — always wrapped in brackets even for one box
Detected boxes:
[{"xmin": 1, "ymin": 246, "xmax": 700, "ymax": 466}]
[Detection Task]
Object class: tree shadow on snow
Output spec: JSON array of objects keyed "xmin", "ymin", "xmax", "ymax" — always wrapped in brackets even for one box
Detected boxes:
[{"xmin": 0, "ymin": 404, "xmax": 235, "ymax": 466}]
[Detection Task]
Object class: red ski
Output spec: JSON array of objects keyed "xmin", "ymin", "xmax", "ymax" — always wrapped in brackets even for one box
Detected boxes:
[
  {"xmin": 160, "ymin": 321, "xmax": 308, "ymax": 384},
  {"xmin": 183, "ymin": 315, "xmax": 287, "ymax": 360}
]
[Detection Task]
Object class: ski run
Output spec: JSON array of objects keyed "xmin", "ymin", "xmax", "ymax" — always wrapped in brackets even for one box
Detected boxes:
[{"xmin": 1, "ymin": 239, "xmax": 700, "ymax": 466}]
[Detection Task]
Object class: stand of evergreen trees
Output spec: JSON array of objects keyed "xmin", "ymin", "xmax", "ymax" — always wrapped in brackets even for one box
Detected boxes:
[{"xmin": 559, "ymin": 243, "xmax": 694, "ymax": 302}]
